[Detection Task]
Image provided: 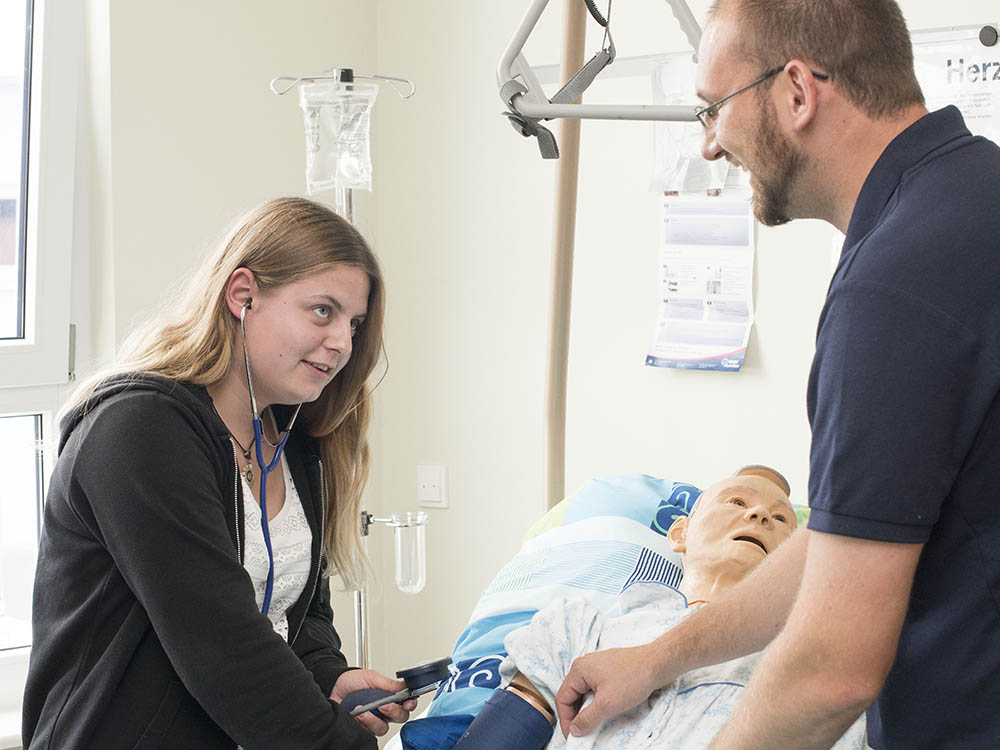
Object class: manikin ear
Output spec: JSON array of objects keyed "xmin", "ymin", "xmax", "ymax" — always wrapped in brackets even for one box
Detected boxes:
[
  {"xmin": 777, "ymin": 59, "xmax": 821, "ymax": 132},
  {"xmin": 222, "ymin": 268, "xmax": 256, "ymax": 319},
  {"xmin": 667, "ymin": 515, "xmax": 689, "ymax": 554}
]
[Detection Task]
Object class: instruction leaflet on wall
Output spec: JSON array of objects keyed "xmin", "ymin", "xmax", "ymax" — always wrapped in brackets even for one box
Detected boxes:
[
  {"xmin": 912, "ymin": 24, "xmax": 1000, "ymax": 144},
  {"xmin": 646, "ymin": 180, "xmax": 755, "ymax": 372}
]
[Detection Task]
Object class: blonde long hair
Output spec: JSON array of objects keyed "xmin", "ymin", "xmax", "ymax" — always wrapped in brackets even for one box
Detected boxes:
[{"xmin": 67, "ymin": 197, "xmax": 385, "ymax": 588}]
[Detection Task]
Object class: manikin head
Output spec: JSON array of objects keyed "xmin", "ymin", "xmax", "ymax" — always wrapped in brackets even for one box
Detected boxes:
[{"xmin": 668, "ymin": 469, "xmax": 797, "ymax": 603}]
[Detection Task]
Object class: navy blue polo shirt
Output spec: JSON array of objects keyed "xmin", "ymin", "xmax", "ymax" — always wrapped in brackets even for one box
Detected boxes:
[{"xmin": 807, "ymin": 106, "xmax": 1000, "ymax": 749}]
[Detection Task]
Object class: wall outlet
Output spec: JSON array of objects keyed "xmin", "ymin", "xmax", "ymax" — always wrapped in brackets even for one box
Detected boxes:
[{"xmin": 417, "ymin": 465, "xmax": 448, "ymax": 508}]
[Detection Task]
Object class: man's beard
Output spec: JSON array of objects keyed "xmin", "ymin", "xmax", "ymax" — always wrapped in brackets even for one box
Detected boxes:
[{"xmin": 748, "ymin": 98, "xmax": 807, "ymax": 227}]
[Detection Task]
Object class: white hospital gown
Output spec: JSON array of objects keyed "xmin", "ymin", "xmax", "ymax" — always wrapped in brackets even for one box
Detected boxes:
[{"xmin": 501, "ymin": 582, "xmax": 867, "ymax": 749}]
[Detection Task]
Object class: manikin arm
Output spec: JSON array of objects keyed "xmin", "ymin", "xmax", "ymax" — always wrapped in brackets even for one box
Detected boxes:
[
  {"xmin": 555, "ymin": 525, "xmax": 809, "ymax": 738},
  {"xmin": 708, "ymin": 531, "xmax": 922, "ymax": 749}
]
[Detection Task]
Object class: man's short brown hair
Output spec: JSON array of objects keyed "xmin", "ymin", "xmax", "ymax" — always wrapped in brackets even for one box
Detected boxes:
[{"xmin": 711, "ymin": 0, "xmax": 925, "ymax": 118}]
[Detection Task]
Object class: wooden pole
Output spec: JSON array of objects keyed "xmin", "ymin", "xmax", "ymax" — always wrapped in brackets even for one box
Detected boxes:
[{"xmin": 545, "ymin": 0, "xmax": 588, "ymax": 508}]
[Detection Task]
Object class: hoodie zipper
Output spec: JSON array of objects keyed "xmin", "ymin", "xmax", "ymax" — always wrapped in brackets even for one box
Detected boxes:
[
  {"xmin": 231, "ymin": 445, "xmax": 243, "ymax": 563},
  {"xmin": 290, "ymin": 457, "xmax": 325, "ymax": 646}
]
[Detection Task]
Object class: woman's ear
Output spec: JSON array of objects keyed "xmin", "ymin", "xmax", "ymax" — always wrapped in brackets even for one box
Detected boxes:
[
  {"xmin": 223, "ymin": 268, "xmax": 255, "ymax": 318},
  {"xmin": 667, "ymin": 516, "xmax": 689, "ymax": 554}
]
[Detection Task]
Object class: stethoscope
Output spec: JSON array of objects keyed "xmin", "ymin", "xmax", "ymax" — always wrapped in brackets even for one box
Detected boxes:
[{"xmin": 240, "ymin": 298, "xmax": 302, "ymax": 615}]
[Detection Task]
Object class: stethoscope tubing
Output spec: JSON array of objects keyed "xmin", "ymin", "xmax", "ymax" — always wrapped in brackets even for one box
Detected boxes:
[{"xmin": 240, "ymin": 299, "xmax": 302, "ymax": 616}]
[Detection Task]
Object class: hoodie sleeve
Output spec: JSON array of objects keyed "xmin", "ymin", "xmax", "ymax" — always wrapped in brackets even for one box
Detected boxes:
[
  {"xmin": 69, "ymin": 391, "xmax": 375, "ymax": 750},
  {"xmin": 292, "ymin": 566, "xmax": 356, "ymax": 697}
]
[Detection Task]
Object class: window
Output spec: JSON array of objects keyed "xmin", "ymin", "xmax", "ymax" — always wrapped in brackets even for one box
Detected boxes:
[
  {"xmin": 0, "ymin": 0, "xmax": 76, "ymax": 390},
  {"xmin": 0, "ymin": 0, "xmax": 81, "ymax": 727},
  {"xmin": 0, "ymin": 413, "xmax": 42, "ymax": 652},
  {"xmin": 0, "ymin": 0, "xmax": 39, "ymax": 657},
  {"xmin": 0, "ymin": 2, "xmax": 29, "ymax": 342}
]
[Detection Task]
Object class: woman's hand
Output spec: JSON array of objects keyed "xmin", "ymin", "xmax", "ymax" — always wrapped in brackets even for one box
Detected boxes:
[{"xmin": 330, "ymin": 669, "xmax": 418, "ymax": 736}]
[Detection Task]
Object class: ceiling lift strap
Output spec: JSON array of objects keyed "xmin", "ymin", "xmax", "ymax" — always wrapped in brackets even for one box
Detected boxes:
[
  {"xmin": 502, "ymin": 0, "xmax": 615, "ymax": 159},
  {"xmin": 550, "ymin": 0, "xmax": 615, "ymax": 105},
  {"xmin": 502, "ymin": 79, "xmax": 560, "ymax": 158}
]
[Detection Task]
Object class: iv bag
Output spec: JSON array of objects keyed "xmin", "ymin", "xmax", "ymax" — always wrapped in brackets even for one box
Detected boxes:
[{"xmin": 298, "ymin": 81, "xmax": 379, "ymax": 194}]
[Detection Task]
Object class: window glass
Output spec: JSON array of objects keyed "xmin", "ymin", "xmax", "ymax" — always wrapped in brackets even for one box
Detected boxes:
[
  {"xmin": 0, "ymin": 0, "xmax": 31, "ymax": 340},
  {"xmin": 0, "ymin": 413, "xmax": 42, "ymax": 651}
]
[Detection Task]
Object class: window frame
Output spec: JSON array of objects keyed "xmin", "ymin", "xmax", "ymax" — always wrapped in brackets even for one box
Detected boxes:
[
  {"xmin": 0, "ymin": 0, "xmax": 83, "ymax": 732},
  {"xmin": 0, "ymin": 0, "xmax": 79, "ymax": 389},
  {"xmin": 0, "ymin": 385, "xmax": 59, "ymax": 734}
]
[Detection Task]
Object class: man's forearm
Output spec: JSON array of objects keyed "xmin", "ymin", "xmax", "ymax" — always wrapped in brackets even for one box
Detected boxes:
[
  {"xmin": 708, "ymin": 532, "xmax": 922, "ymax": 749},
  {"xmin": 707, "ymin": 634, "xmax": 867, "ymax": 750},
  {"xmin": 648, "ymin": 526, "xmax": 808, "ymax": 681}
]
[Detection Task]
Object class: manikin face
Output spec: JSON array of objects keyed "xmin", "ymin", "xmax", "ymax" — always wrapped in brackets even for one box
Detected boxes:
[
  {"xmin": 695, "ymin": 15, "xmax": 808, "ymax": 226},
  {"xmin": 669, "ymin": 475, "xmax": 798, "ymax": 579},
  {"xmin": 241, "ymin": 264, "xmax": 370, "ymax": 408}
]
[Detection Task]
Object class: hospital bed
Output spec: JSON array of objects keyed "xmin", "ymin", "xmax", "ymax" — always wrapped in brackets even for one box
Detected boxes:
[{"xmin": 384, "ymin": 473, "xmax": 849, "ymax": 750}]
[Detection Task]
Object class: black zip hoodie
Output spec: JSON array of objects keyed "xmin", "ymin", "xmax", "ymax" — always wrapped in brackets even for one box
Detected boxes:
[{"xmin": 22, "ymin": 374, "xmax": 376, "ymax": 750}]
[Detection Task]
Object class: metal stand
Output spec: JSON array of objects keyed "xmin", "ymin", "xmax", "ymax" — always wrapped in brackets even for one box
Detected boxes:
[
  {"xmin": 354, "ymin": 576, "xmax": 370, "ymax": 668},
  {"xmin": 353, "ymin": 510, "xmax": 430, "ymax": 668},
  {"xmin": 336, "ymin": 176, "xmax": 371, "ymax": 669},
  {"xmin": 334, "ymin": 187, "xmax": 353, "ymax": 227},
  {"xmin": 269, "ymin": 64, "xmax": 417, "ymax": 671},
  {"xmin": 354, "ymin": 511, "xmax": 388, "ymax": 669}
]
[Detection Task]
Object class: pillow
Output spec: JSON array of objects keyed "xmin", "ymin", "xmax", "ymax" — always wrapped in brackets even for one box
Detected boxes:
[{"xmin": 425, "ymin": 475, "xmax": 701, "ymax": 720}]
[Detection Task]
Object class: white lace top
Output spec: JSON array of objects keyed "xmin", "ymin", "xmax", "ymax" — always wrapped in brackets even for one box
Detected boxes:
[{"xmin": 240, "ymin": 451, "xmax": 312, "ymax": 641}]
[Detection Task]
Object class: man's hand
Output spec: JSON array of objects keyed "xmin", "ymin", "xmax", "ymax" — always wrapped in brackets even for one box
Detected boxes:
[
  {"xmin": 330, "ymin": 669, "xmax": 417, "ymax": 736},
  {"xmin": 556, "ymin": 527, "xmax": 809, "ymax": 740},
  {"xmin": 554, "ymin": 642, "xmax": 672, "ymax": 739}
]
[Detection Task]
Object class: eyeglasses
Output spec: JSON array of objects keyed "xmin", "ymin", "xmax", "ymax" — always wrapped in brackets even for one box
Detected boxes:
[{"xmin": 694, "ymin": 64, "xmax": 829, "ymax": 128}]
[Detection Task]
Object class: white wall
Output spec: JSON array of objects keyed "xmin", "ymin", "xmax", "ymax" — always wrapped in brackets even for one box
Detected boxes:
[
  {"xmin": 88, "ymin": 0, "xmax": 379, "ymax": 360},
  {"xmin": 76, "ymin": 0, "xmax": 998, "ymax": 745}
]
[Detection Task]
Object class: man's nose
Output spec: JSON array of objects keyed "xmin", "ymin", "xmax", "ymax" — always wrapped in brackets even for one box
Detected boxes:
[
  {"xmin": 744, "ymin": 505, "xmax": 772, "ymax": 527},
  {"xmin": 700, "ymin": 124, "xmax": 727, "ymax": 162}
]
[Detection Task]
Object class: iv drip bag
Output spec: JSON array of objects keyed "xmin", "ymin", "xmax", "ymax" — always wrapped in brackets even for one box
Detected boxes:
[{"xmin": 298, "ymin": 81, "xmax": 378, "ymax": 194}]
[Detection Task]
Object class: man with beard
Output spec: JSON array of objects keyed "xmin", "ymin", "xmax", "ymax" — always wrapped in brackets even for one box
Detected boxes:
[{"xmin": 552, "ymin": 1, "xmax": 1000, "ymax": 748}]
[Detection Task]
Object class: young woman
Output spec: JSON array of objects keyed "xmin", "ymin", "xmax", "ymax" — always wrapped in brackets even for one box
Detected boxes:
[{"xmin": 22, "ymin": 197, "xmax": 412, "ymax": 750}]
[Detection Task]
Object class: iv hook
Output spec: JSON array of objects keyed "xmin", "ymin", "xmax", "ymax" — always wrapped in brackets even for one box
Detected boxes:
[{"xmin": 270, "ymin": 70, "xmax": 416, "ymax": 98}]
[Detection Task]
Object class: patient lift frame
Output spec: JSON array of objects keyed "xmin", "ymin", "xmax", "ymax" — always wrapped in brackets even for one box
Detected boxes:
[
  {"xmin": 498, "ymin": 0, "xmax": 703, "ymax": 158},
  {"xmin": 498, "ymin": 0, "xmax": 704, "ymax": 508}
]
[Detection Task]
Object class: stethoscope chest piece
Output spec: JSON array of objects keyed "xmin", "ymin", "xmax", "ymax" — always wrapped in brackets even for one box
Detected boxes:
[
  {"xmin": 397, "ymin": 657, "xmax": 453, "ymax": 691},
  {"xmin": 343, "ymin": 657, "xmax": 453, "ymax": 718}
]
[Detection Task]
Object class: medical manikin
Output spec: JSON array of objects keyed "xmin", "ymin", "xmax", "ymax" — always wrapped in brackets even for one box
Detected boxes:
[{"xmin": 451, "ymin": 471, "xmax": 866, "ymax": 749}]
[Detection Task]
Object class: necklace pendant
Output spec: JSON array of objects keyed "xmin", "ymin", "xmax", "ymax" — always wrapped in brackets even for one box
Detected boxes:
[{"xmin": 242, "ymin": 462, "xmax": 254, "ymax": 485}]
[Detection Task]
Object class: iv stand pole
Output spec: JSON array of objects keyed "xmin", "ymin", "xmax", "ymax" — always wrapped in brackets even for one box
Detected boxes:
[
  {"xmin": 271, "ymin": 64, "xmax": 416, "ymax": 671},
  {"xmin": 336, "ymin": 187, "xmax": 372, "ymax": 670},
  {"xmin": 354, "ymin": 505, "xmax": 371, "ymax": 670}
]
